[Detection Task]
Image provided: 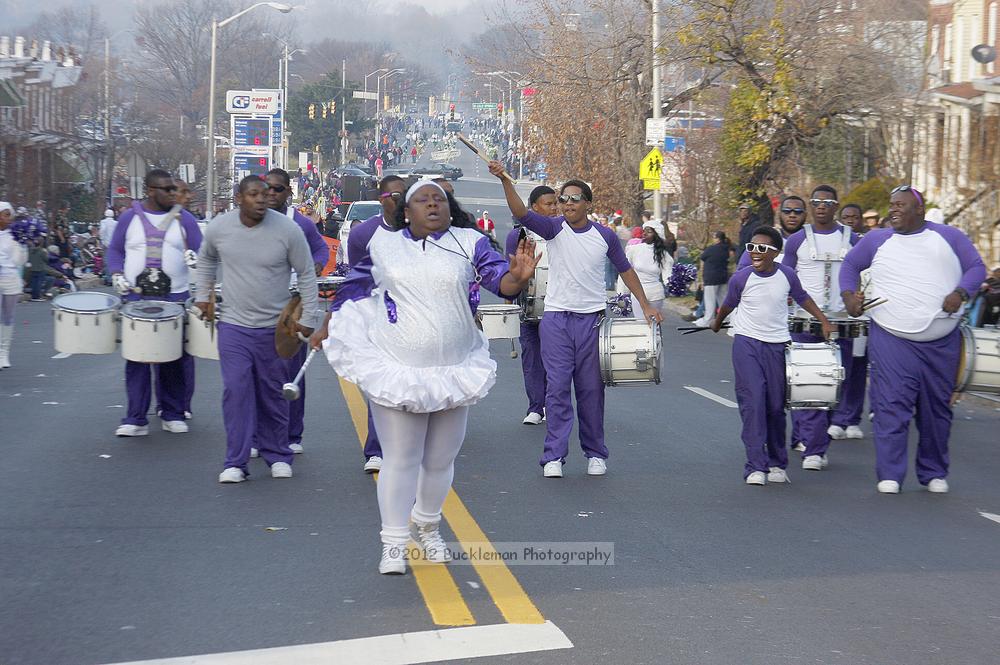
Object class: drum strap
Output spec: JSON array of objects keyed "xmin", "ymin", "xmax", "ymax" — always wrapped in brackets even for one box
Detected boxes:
[
  {"xmin": 131, "ymin": 203, "xmax": 181, "ymax": 269},
  {"xmin": 423, "ymin": 230, "xmax": 483, "ymax": 313},
  {"xmin": 805, "ymin": 224, "xmax": 850, "ymax": 312}
]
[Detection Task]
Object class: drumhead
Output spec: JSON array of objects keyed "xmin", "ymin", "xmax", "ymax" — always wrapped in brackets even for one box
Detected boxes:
[
  {"xmin": 479, "ymin": 304, "xmax": 521, "ymax": 315},
  {"xmin": 121, "ymin": 301, "xmax": 184, "ymax": 321},
  {"xmin": 52, "ymin": 291, "xmax": 121, "ymax": 313}
]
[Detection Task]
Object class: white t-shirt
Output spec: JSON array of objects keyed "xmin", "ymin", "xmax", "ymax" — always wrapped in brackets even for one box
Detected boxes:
[
  {"xmin": 623, "ymin": 242, "xmax": 672, "ymax": 302},
  {"xmin": 122, "ymin": 210, "xmax": 189, "ymax": 294},
  {"xmin": 724, "ymin": 264, "xmax": 810, "ymax": 343},
  {"xmin": 782, "ymin": 224, "xmax": 857, "ymax": 312}
]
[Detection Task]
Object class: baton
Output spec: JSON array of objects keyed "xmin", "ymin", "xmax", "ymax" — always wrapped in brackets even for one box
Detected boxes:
[
  {"xmin": 456, "ymin": 133, "xmax": 517, "ymax": 184},
  {"xmin": 282, "ymin": 347, "xmax": 318, "ymax": 401}
]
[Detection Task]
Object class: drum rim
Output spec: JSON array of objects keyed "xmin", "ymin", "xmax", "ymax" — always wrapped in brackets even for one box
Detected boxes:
[
  {"xmin": 121, "ymin": 301, "xmax": 185, "ymax": 321},
  {"xmin": 599, "ymin": 316, "xmax": 661, "ymax": 386},
  {"xmin": 52, "ymin": 291, "xmax": 121, "ymax": 313},
  {"xmin": 478, "ymin": 304, "xmax": 522, "ymax": 314}
]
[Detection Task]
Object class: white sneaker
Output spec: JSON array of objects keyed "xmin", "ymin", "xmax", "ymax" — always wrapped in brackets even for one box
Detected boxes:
[
  {"xmin": 827, "ymin": 425, "xmax": 847, "ymax": 440},
  {"xmin": 289, "ymin": 443, "xmax": 304, "ymax": 454},
  {"xmin": 767, "ymin": 467, "xmax": 789, "ymax": 483},
  {"xmin": 845, "ymin": 425, "xmax": 864, "ymax": 439},
  {"xmin": 184, "ymin": 411, "xmax": 192, "ymax": 420},
  {"xmin": 161, "ymin": 420, "xmax": 188, "ymax": 433},
  {"xmin": 270, "ymin": 462, "xmax": 293, "ymax": 479},
  {"xmin": 802, "ymin": 455, "xmax": 828, "ymax": 471},
  {"xmin": 522, "ymin": 412, "xmax": 544, "ymax": 425},
  {"xmin": 411, "ymin": 521, "xmax": 452, "ymax": 563},
  {"xmin": 542, "ymin": 408, "xmax": 546, "ymax": 422},
  {"xmin": 543, "ymin": 460, "xmax": 563, "ymax": 478},
  {"xmin": 587, "ymin": 457, "xmax": 607, "ymax": 476},
  {"xmin": 877, "ymin": 480, "xmax": 900, "ymax": 494},
  {"xmin": 792, "ymin": 442, "xmax": 806, "ymax": 453},
  {"xmin": 745, "ymin": 471, "xmax": 766, "ymax": 485},
  {"xmin": 379, "ymin": 543, "xmax": 407, "ymax": 575},
  {"xmin": 218, "ymin": 467, "xmax": 246, "ymax": 483},
  {"xmin": 364, "ymin": 456, "xmax": 383, "ymax": 473},
  {"xmin": 927, "ymin": 478, "xmax": 949, "ymax": 493},
  {"xmin": 115, "ymin": 424, "xmax": 148, "ymax": 437},
  {"xmin": 250, "ymin": 447, "xmax": 259, "ymax": 458}
]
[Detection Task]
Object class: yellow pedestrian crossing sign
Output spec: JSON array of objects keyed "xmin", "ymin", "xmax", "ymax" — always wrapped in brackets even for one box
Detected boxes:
[{"xmin": 639, "ymin": 147, "xmax": 664, "ymax": 190}]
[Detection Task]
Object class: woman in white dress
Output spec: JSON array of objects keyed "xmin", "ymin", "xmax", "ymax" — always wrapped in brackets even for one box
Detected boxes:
[
  {"xmin": 0, "ymin": 202, "xmax": 28, "ymax": 369},
  {"xmin": 311, "ymin": 179, "xmax": 538, "ymax": 574},
  {"xmin": 618, "ymin": 220, "xmax": 674, "ymax": 318}
]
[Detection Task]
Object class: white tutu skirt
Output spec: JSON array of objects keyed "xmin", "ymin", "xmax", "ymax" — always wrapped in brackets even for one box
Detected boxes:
[{"xmin": 324, "ymin": 296, "xmax": 497, "ymax": 413}]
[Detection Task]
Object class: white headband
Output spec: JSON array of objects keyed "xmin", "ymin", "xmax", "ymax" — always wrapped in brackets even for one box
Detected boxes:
[
  {"xmin": 405, "ymin": 179, "xmax": 447, "ymax": 204},
  {"xmin": 0, "ymin": 202, "xmax": 12, "ymax": 215}
]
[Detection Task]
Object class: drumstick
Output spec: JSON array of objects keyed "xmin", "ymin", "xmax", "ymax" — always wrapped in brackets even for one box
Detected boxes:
[
  {"xmin": 282, "ymin": 347, "xmax": 318, "ymax": 401},
  {"xmin": 456, "ymin": 133, "xmax": 517, "ymax": 184},
  {"xmin": 510, "ymin": 338, "xmax": 518, "ymax": 359},
  {"xmin": 860, "ymin": 297, "xmax": 888, "ymax": 313}
]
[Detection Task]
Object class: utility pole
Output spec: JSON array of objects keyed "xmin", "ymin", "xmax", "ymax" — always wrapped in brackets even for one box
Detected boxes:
[
  {"xmin": 651, "ymin": 0, "xmax": 663, "ymax": 223},
  {"xmin": 341, "ymin": 59, "xmax": 347, "ymax": 166}
]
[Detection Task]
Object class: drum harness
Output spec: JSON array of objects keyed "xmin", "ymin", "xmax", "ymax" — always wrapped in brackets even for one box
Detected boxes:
[{"xmin": 804, "ymin": 223, "xmax": 852, "ymax": 313}]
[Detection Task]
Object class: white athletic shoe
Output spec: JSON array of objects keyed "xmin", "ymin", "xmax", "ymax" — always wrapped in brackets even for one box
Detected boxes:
[
  {"xmin": 543, "ymin": 461, "xmax": 563, "ymax": 478},
  {"xmin": 184, "ymin": 411, "xmax": 193, "ymax": 420},
  {"xmin": 792, "ymin": 442, "xmax": 806, "ymax": 453},
  {"xmin": 767, "ymin": 467, "xmax": 789, "ymax": 483},
  {"xmin": 877, "ymin": 480, "xmax": 900, "ymax": 494},
  {"xmin": 364, "ymin": 456, "xmax": 383, "ymax": 473},
  {"xmin": 745, "ymin": 471, "xmax": 766, "ymax": 485},
  {"xmin": 411, "ymin": 521, "xmax": 452, "ymax": 563},
  {"xmin": 289, "ymin": 443, "xmax": 304, "ymax": 454},
  {"xmin": 379, "ymin": 543, "xmax": 407, "ymax": 575},
  {"xmin": 827, "ymin": 425, "xmax": 847, "ymax": 440},
  {"xmin": 161, "ymin": 420, "xmax": 188, "ymax": 433},
  {"xmin": 522, "ymin": 412, "xmax": 544, "ymax": 425},
  {"xmin": 218, "ymin": 467, "xmax": 246, "ymax": 483},
  {"xmin": 270, "ymin": 462, "xmax": 293, "ymax": 479},
  {"xmin": 845, "ymin": 425, "xmax": 864, "ymax": 439},
  {"xmin": 115, "ymin": 424, "xmax": 148, "ymax": 437},
  {"xmin": 250, "ymin": 447, "xmax": 259, "ymax": 458},
  {"xmin": 927, "ymin": 478, "xmax": 949, "ymax": 493},
  {"xmin": 802, "ymin": 455, "xmax": 828, "ymax": 471},
  {"xmin": 542, "ymin": 408, "xmax": 546, "ymax": 422},
  {"xmin": 586, "ymin": 458, "xmax": 607, "ymax": 476}
]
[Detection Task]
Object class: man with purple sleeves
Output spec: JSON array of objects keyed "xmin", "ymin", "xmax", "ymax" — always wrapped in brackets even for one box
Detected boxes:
[
  {"xmin": 263, "ymin": 168, "xmax": 330, "ymax": 456},
  {"xmin": 490, "ymin": 161, "xmax": 663, "ymax": 478},
  {"xmin": 840, "ymin": 185, "xmax": 985, "ymax": 494},
  {"xmin": 106, "ymin": 169, "xmax": 202, "ymax": 437},
  {"xmin": 504, "ymin": 185, "xmax": 558, "ymax": 426},
  {"xmin": 345, "ymin": 175, "xmax": 407, "ymax": 473},
  {"xmin": 196, "ymin": 176, "xmax": 319, "ymax": 483},
  {"xmin": 781, "ymin": 185, "xmax": 860, "ymax": 470}
]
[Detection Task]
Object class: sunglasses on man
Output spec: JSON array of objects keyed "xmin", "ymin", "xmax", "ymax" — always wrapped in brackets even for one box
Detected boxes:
[
  {"xmin": 890, "ymin": 184, "xmax": 924, "ymax": 206},
  {"xmin": 379, "ymin": 191, "xmax": 402, "ymax": 200},
  {"xmin": 781, "ymin": 207, "xmax": 805, "ymax": 215},
  {"xmin": 809, "ymin": 198, "xmax": 838, "ymax": 207},
  {"xmin": 558, "ymin": 193, "xmax": 586, "ymax": 203},
  {"xmin": 149, "ymin": 185, "xmax": 178, "ymax": 193},
  {"xmin": 745, "ymin": 242, "xmax": 779, "ymax": 254},
  {"xmin": 266, "ymin": 184, "xmax": 287, "ymax": 193}
]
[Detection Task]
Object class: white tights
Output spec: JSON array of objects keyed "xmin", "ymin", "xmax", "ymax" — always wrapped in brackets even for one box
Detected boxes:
[{"xmin": 370, "ymin": 403, "xmax": 469, "ymax": 546}]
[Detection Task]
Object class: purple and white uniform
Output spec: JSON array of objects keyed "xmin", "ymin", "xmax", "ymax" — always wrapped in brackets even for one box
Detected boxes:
[
  {"xmin": 724, "ymin": 264, "xmax": 811, "ymax": 478},
  {"xmin": 839, "ymin": 222, "xmax": 985, "ymax": 486},
  {"xmin": 781, "ymin": 224, "xmax": 859, "ymax": 456},
  {"xmin": 505, "ymin": 226, "xmax": 547, "ymax": 418},
  {"xmin": 106, "ymin": 204, "xmax": 202, "ymax": 427},
  {"xmin": 516, "ymin": 210, "xmax": 631, "ymax": 467}
]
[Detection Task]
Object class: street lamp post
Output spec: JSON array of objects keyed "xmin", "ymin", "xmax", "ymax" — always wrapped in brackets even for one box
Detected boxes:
[
  {"xmin": 365, "ymin": 68, "xmax": 389, "ymax": 119},
  {"xmin": 264, "ymin": 33, "xmax": 304, "ymax": 170},
  {"xmin": 376, "ymin": 68, "xmax": 405, "ymax": 131},
  {"xmin": 206, "ymin": 2, "xmax": 294, "ymax": 219}
]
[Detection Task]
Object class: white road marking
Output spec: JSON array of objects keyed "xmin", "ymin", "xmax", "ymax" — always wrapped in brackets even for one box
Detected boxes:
[
  {"xmin": 684, "ymin": 386, "xmax": 738, "ymax": 408},
  {"xmin": 52, "ymin": 352, "xmax": 72, "ymax": 359},
  {"xmin": 979, "ymin": 511, "xmax": 1000, "ymax": 525},
  {"xmin": 102, "ymin": 621, "xmax": 572, "ymax": 665}
]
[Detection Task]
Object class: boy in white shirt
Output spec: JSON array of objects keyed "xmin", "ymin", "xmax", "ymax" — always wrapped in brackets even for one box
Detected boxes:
[{"xmin": 713, "ymin": 227, "xmax": 832, "ymax": 485}]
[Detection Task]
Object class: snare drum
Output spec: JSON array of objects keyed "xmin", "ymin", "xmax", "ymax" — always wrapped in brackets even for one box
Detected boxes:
[
  {"xmin": 478, "ymin": 304, "xmax": 521, "ymax": 339},
  {"xmin": 599, "ymin": 317, "xmax": 661, "ymax": 386},
  {"xmin": 955, "ymin": 324, "xmax": 1000, "ymax": 394},
  {"xmin": 788, "ymin": 311, "xmax": 869, "ymax": 338},
  {"xmin": 51, "ymin": 291, "xmax": 121, "ymax": 354},
  {"xmin": 184, "ymin": 297, "xmax": 220, "ymax": 361},
  {"xmin": 120, "ymin": 301, "xmax": 185, "ymax": 363},
  {"xmin": 519, "ymin": 240, "xmax": 548, "ymax": 322},
  {"xmin": 317, "ymin": 276, "xmax": 346, "ymax": 300},
  {"xmin": 785, "ymin": 342, "xmax": 844, "ymax": 410}
]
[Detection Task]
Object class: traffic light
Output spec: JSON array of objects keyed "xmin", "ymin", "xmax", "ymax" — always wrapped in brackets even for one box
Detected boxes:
[
  {"xmin": 497, "ymin": 102, "xmax": 503, "ymax": 119},
  {"xmin": 322, "ymin": 102, "xmax": 329, "ymax": 119},
  {"xmin": 449, "ymin": 103, "xmax": 455, "ymax": 122},
  {"xmin": 330, "ymin": 99, "xmax": 336, "ymax": 116},
  {"xmin": 308, "ymin": 103, "xmax": 316, "ymax": 120}
]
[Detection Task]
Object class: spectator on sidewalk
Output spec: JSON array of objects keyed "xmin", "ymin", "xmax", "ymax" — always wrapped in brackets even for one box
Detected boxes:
[{"xmin": 693, "ymin": 231, "xmax": 734, "ymax": 327}]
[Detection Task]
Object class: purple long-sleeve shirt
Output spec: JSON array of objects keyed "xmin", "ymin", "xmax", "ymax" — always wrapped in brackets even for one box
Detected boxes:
[
  {"xmin": 288, "ymin": 208, "xmax": 330, "ymax": 267},
  {"xmin": 105, "ymin": 205, "xmax": 202, "ymax": 275}
]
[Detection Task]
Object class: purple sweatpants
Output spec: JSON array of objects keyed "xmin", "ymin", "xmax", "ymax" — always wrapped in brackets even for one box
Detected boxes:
[
  {"xmin": 284, "ymin": 344, "xmax": 307, "ymax": 446},
  {"xmin": 831, "ymin": 347, "xmax": 867, "ymax": 428},
  {"xmin": 732, "ymin": 335, "xmax": 788, "ymax": 478},
  {"xmin": 218, "ymin": 322, "xmax": 292, "ymax": 472},
  {"xmin": 364, "ymin": 404, "xmax": 382, "ymax": 458},
  {"xmin": 789, "ymin": 333, "xmax": 855, "ymax": 457},
  {"xmin": 123, "ymin": 292, "xmax": 190, "ymax": 426},
  {"xmin": 520, "ymin": 321, "xmax": 547, "ymax": 416},
  {"xmin": 868, "ymin": 322, "xmax": 958, "ymax": 485},
  {"xmin": 538, "ymin": 311, "xmax": 607, "ymax": 465}
]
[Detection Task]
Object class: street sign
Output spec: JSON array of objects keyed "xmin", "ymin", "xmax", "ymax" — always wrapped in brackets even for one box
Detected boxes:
[
  {"xmin": 178, "ymin": 163, "xmax": 195, "ymax": 183},
  {"xmin": 473, "ymin": 102, "xmax": 494, "ymax": 112},
  {"xmin": 233, "ymin": 117, "xmax": 271, "ymax": 148},
  {"xmin": 225, "ymin": 90, "xmax": 279, "ymax": 114},
  {"xmin": 253, "ymin": 88, "xmax": 283, "ymax": 154},
  {"xmin": 352, "ymin": 90, "xmax": 378, "ymax": 100},
  {"xmin": 663, "ymin": 136, "xmax": 686, "ymax": 152},
  {"xmin": 645, "ymin": 118, "xmax": 667, "ymax": 146},
  {"xmin": 233, "ymin": 153, "xmax": 270, "ymax": 176},
  {"xmin": 639, "ymin": 147, "xmax": 664, "ymax": 191}
]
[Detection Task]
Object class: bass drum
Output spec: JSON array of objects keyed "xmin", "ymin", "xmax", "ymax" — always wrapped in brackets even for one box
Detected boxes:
[
  {"xmin": 955, "ymin": 324, "xmax": 1000, "ymax": 394},
  {"xmin": 599, "ymin": 317, "xmax": 661, "ymax": 386}
]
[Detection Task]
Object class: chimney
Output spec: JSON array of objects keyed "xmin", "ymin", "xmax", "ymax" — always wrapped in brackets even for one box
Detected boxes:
[
  {"xmin": 14, "ymin": 36, "xmax": 25, "ymax": 58},
  {"xmin": 42, "ymin": 40, "xmax": 51, "ymax": 61},
  {"xmin": 0, "ymin": 36, "xmax": 9, "ymax": 57}
]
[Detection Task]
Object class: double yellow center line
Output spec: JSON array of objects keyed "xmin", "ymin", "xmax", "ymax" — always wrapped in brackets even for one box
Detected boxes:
[{"xmin": 338, "ymin": 378, "xmax": 544, "ymax": 626}]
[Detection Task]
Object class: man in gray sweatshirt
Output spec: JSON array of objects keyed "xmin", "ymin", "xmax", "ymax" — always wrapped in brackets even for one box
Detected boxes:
[{"xmin": 196, "ymin": 175, "xmax": 319, "ymax": 483}]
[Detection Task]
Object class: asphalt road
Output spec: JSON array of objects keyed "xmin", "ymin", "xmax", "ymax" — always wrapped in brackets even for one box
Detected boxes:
[{"xmin": 1, "ymin": 146, "xmax": 999, "ymax": 665}]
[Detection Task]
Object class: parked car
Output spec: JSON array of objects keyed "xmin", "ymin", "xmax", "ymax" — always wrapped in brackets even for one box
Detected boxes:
[
  {"xmin": 412, "ymin": 163, "xmax": 463, "ymax": 181},
  {"xmin": 336, "ymin": 200, "xmax": 383, "ymax": 262}
]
